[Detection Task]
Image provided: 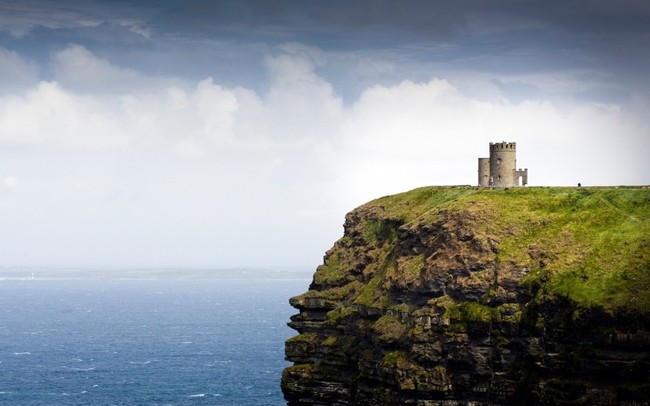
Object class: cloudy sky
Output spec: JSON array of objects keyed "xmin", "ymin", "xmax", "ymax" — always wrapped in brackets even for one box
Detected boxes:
[{"xmin": 1, "ymin": 0, "xmax": 648, "ymax": 269}]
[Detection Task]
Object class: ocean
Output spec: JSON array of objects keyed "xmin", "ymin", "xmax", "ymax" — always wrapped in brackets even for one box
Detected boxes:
[{"xmin": 0, "ymin": 269, "xmax": 311, "ymax": 405}]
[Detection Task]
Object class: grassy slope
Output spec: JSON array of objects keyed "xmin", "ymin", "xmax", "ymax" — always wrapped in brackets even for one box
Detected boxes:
[{"xmin": 368, "ymin": 186, "xmax": 650, "ymax": 315}]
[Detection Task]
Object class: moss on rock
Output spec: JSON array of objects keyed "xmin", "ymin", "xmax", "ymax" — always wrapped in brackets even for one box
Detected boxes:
[{"xmin": 283, "ymin": 186, "xmax": 650, "ymax": 405}]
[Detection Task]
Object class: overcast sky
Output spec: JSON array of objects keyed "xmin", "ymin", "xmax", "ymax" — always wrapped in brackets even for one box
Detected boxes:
[{"xmin": 1, "ymin": 0, "xmax": 648, "ymax": 269}]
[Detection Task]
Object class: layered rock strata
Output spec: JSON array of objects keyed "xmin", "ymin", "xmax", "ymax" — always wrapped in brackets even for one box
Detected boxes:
[{"xmin": 282, "ymin": 186, "xmax": 650, "ymax": 405}]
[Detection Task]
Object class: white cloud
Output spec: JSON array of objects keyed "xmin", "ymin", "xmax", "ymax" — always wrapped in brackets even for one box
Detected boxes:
[
  {"xmin": 127, "ymin": 22, "xmax": 151, "ymax": 39},
  {"xmin": 194, "ymin": 78, "xmax": 239, "ymax": 140},
  {"xmin": 3, "ymin": 176, "xmax": 17, "ymax": 188},
  {"xmin": 263, "ymin": 50, "xmax": 344, "ymax": 145},
  {"xmin": 166, "ymin": 87, "xmax": 189, "ymax": 110},
  {"xmin": 51, "ymin": 45, "xmax": 148, "ymax": 93},
  {"xmin": 0, "ymin": 81, "xmax": 129, "ymax": 150},
  {"xmin": 1, "ymin": 46, "xmax": 646, "ymax": 185},
  {"xmin": 0, "ymin": 46, "xmax": 39, "ymax": 91},
  {"xmin": 0, "ymin": 44, "xmax": 647, "ymax": 268},
  {"xmin": 172, "ymin": 140, "xmax": 203, "ymax": 158}
]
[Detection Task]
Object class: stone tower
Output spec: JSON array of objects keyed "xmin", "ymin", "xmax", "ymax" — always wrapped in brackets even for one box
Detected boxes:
[{"xmin": 478, "ymin": 141, "xmax": 528, "ymax": 187}]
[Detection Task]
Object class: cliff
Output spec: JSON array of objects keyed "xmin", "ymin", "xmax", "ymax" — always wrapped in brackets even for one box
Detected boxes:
[{"xmin": 282, "ymin": 186, "xmax": 650, "ymax": 405}]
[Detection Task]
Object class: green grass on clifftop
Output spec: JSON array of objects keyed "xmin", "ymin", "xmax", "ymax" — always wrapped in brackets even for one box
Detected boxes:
[{"xmin": 368, "ymin": 186, "xmax": 650, "ymax": 315}]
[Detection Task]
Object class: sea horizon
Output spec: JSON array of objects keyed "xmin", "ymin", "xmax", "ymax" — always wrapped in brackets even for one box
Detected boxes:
[
  {"xmin": 0, "ymin": 268, "xmax": 311, "ymax": 405},
  {"xmin": 0, "ymin": 267, "xmax": 315, "ymax": 281}
]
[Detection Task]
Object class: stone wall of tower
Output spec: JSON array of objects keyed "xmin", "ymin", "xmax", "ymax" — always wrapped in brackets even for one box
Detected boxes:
[
  {"xmin": 515, "ymin": 168, "xmax": 528, "ymax": 186},
  {"xmin": 489, "ymin": 142, "xmax": 517, "ymax": 187},
  {"xmin": 478, "ymin": 158, "xmax": 490, "ymax": 187}
]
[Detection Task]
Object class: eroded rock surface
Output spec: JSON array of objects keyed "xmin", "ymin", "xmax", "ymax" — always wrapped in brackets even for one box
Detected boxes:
[{"xmin": 282, "ymin": 187, "xmax": 650, "ymax": 405}]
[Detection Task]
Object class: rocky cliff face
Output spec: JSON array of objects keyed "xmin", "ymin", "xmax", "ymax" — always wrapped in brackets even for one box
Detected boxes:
[{"xmin": 282, "ymin": 186, "xmax": 650, "ymax": 405}]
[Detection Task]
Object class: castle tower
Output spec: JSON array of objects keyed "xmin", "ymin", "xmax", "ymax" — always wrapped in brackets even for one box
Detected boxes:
[
  {"xmin": 489, "ymin": 142, "xmax": 517, "ymax": 187},
  {"xmin": 477, "ymin": 141, "xmax": 528, "ymax": 187}
]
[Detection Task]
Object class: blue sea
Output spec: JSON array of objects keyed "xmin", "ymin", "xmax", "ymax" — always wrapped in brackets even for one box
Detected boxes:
[{"xmin": 0, "ymin": 269, "xmax": 311, "ymax": 405}]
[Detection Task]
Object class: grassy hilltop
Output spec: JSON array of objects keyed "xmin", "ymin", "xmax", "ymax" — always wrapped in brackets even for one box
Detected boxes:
[{"xmin": 362, "ymin": 186, "xmax": 650, "ymax": 315}]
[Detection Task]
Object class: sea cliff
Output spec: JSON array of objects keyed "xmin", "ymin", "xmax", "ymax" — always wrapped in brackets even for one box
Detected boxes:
[{"xmin": 282, "ymin": 186, "xmax": 650, "ymax": 405}]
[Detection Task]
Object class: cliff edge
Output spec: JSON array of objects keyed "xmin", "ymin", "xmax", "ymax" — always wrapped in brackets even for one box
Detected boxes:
[{"xmin": 282, "ymin": 186, "xmax": 650, "ymax": 405}]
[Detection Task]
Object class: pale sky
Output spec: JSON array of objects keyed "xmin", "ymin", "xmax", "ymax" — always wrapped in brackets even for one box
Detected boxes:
[{"xmin": 0, "ymin": 0, "xmax": 648, "ymax": 269}]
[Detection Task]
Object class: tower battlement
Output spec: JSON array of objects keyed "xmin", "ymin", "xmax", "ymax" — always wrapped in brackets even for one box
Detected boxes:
[
  {"xmin": 478, "ymin": 141, "xmax": 527, "ymax": 187},
  {"xmin": 489, "ymin": 141, "xmax": 516, "ymax": 151}
]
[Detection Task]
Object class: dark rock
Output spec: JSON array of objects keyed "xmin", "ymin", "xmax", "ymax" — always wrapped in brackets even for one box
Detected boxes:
[{"xmin": 282, "ymin": 187, "xmax": 650, "ymax": 405}]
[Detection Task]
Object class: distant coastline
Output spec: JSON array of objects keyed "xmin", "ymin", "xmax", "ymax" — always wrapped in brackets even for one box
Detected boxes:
[{"xmin": 0, "ymin": 267, "xmax": 313, "ymax": 281}]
